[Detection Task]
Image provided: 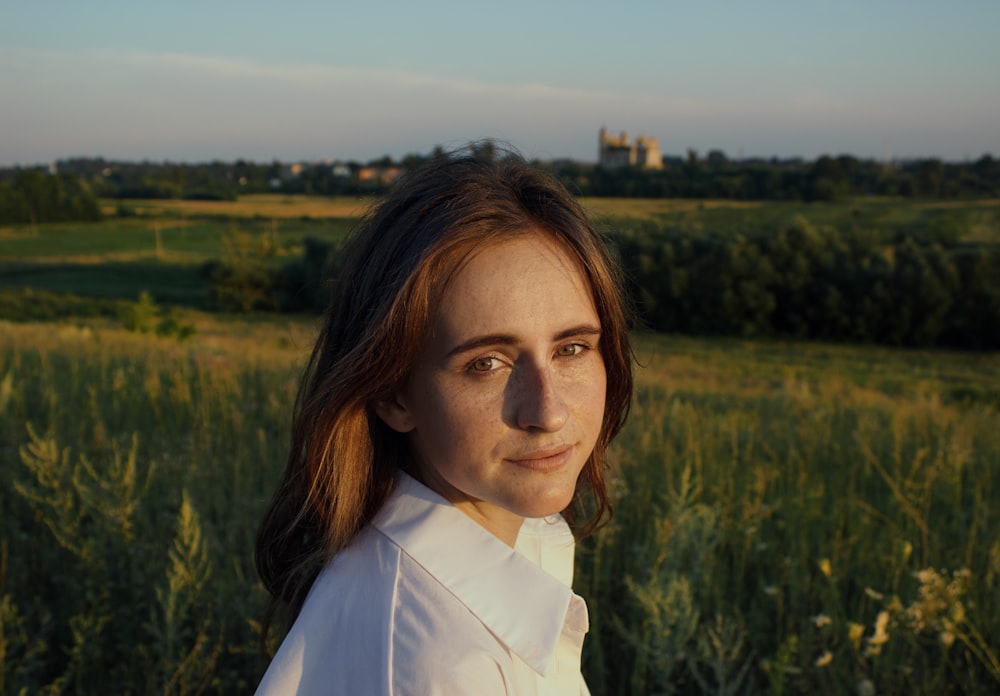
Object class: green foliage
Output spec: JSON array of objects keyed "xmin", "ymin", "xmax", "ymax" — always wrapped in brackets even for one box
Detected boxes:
[
  {"xmin": 558, "ymin": 153, "xmax": 1000, "ymax": 200},
  {"xmin": 15, "ymin": 151, "xmax": 1000, "ymax": 207},
  {"xmin": 118, "ymin": 291, "xmax": 196, "ymax": 341},
  {"xmin": 613, "ymin": 214, "xmax": 1000, "ymax": 349},
  {"xmin": 0, "ymin": 322, "xmax": 998, "ymax": 693},
  {"xmin": 1, "ymin": 323, "xmax": 285, "ymax": 693},
  {"xmin": 271, "ymin": 236, "xmax": 336, "ymax": 311},
  {"xmin": 204, "ymin": 227, "xmax": 279, "ymax": 312},
  {"xmin": 576, "ymin": 334, "xmax": 1000, "ymax": 694},
  {"xmin": 0, "ymin": 171, "xmax": 101, "ymax": 225},
  {"xmin": 149, "ymin": 491, "xmax": 219, "ymax": 695},
  {"xmin": 0, "ymin": 287, "xmax": 123, "ymax": 323}
]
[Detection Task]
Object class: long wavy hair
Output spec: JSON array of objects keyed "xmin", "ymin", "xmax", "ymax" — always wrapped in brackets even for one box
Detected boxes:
[{"xmin": 255, "ymin": 147, "xmax": 634, "ymax": 638}]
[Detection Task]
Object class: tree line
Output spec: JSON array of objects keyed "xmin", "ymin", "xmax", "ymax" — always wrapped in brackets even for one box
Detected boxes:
[
  {"xmin": 612, "ymin": 216, "xmax": 999, "ymax": 349},
  {"xmin": 3, "ymin": 149, "xmax": 998, "ymax": 215},
  {"xmin": 0, "ymin": 170, "xmax": 102, "ymax": 225},
  {"xmin": 554, "ymin": 151, "xmax": 1000, "ymax": 201},
  {"xmin": 204, "ymin": 215, "xmax": 998, "ymax": 351}
]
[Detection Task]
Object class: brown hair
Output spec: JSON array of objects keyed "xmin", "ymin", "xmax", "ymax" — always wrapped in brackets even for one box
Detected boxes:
[{"xmin": 255, "ymin": 146, "xmax": 633, "ymax": 633}]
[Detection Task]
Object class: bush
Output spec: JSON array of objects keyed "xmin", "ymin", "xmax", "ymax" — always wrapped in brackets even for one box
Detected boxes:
[
  {"xmin": 118, "ymin": 292, "xmax": 196, "ymax": 341},
  {"xmin": 203, "ymin": 228, "xmax": 279, "ymax": 312}
]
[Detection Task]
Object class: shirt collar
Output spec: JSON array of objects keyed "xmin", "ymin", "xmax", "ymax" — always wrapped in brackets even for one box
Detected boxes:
[{"xmin": 370, "ymin": 472, "xmax": 578, "ymax": 675}]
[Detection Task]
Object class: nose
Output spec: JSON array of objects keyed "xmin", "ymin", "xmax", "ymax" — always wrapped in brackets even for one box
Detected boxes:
[{"xmin": 507, "ymin": 360, "xmax": 570, "ymax": 432}]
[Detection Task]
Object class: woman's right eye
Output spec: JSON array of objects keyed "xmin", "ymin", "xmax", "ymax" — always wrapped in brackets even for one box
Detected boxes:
[{"xmin": 469, "ymin": 356, "xmax": 497, "ymax": 373}]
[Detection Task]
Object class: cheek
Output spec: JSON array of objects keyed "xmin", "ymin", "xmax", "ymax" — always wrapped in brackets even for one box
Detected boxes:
[
  {"xmin": 577, "ymin": 364, "xmax": 608, "ymax": 434},
  {"xmin": 411, "ymin": 382, "xmax": 501, "ymax": 456}
]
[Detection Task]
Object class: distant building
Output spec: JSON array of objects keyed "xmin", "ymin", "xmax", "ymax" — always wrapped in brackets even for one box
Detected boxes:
[
  {"xmin": 598, "ymin": 127, "xmax": 663, "ymax": 169},
  {"xmin": 357, "ymin": 166, "xmax": 402, "ymax": 186}
]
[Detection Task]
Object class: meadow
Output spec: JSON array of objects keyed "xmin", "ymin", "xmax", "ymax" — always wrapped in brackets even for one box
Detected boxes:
[{"xmin": 1, "ymin": 196, "xmax": 998, "ymax": 694}]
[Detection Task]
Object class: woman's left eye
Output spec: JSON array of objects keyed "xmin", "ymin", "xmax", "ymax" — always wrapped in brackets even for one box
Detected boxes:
[{"xmin": 556, "ymin": 343, "xmax": 587, "ymax": 357}]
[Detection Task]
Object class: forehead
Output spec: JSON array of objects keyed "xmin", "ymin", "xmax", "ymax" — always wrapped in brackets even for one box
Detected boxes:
[{"xmin": 428, "ymin": 232, "xmax": 598, "ymax": 340}]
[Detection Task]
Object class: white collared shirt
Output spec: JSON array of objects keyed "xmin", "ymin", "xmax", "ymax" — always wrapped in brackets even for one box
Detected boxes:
[{"xmin": 255, "ymin": 473, "xmax": 591, "ymax": 695}]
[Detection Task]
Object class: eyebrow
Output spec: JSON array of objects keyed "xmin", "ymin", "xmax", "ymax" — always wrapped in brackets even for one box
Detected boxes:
[{"xmin": 446, "ymin": 325, "xmax": 602, "ymax": 357}]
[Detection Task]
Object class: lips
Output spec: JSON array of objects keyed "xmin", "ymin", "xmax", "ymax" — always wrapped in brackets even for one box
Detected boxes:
[{"xmin": 506, "ymin": 444, "xmax": 575, "ymax": 471}]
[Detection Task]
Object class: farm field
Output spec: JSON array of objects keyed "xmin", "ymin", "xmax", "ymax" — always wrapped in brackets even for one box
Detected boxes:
[
  {"xmin": 1, "ymin": 194, "xmax": 997, "ymax": 316},
  {"xmin": 1, "ymin": 195, "xmax": 998, "ymax": 694}
]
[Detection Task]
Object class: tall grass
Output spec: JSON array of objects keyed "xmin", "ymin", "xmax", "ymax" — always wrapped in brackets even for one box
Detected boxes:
[
  {"xmin": 1, "ymin": 320, "xmax": 997, "ymax": 694},
  {"xmin": 0, "ymin": 320, "xmax": 303, "ymax": 694},
  {"xmin": 580, "ymin": 334, "xmax": 1000, "ymax": 694}
]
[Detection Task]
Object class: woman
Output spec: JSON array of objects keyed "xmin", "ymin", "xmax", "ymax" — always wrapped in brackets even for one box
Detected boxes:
[{"xmin": 255, "ymin": 148, "xmax": 633, "ymax": 695}]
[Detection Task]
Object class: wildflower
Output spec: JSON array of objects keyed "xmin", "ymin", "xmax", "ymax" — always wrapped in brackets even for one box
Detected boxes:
[
  {"xmin": 903, "ymin": 567, "xmax": 971, "ymax": 635},
  {"xmin": 764, "ymin": 585, "xmax": 778, "ymax": 596},
  {"xmin": 940, "ymin": 631, "xmax": 955, "ymax": 648},
  {"xmin": 900, "ymin": 541, "xmax": 913, "ymax": 562},
  {"xmin": 857, "ymin": 678, "xmax": 876, "ymax": 696},
  {"xmin": 847, "ymin": 622, "xmax": 865, "ymax": 650},
  {"xmin": 812, "ymin": 614, "xmax": 832, "ymax": 628},
  {"xmin": 818, "ymin": 558, "xmax": 832, "ymax": 577},
  {"xmin": 815, "ymin": 650, "xmax": 833, "ymax": 667},
  {"xmin": 864, "ymin": 587, "xmax": 884, "ymax": 601},
  {"xmin": 871, "ymin": 611, "xmax": 890, "ymax": 643},
  {"xmin": 864, "ymin": 611, "xmax": 890, "ymax": 656}
]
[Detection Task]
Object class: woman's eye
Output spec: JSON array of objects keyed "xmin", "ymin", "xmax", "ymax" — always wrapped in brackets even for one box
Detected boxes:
[
  {"xmin": 469, "ymin": 357, "xmax": 497, "ymax": 373},
  {"xmin": 557, "ymin": 343, "xmax": 586, "ymax": 357}
]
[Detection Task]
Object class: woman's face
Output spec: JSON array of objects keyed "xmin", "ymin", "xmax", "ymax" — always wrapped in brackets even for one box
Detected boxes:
[{"xmin": 377, "ymin": 231, "xmax": 607, "ymax": 545}]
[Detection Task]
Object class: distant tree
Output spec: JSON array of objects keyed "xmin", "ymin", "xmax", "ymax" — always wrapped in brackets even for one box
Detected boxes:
[
  {"xmin": 0, "ymin": 170, "xmax": 101, "ymax": 225},
  {"xmin": 706, "ymin": 150, "xmax": 729, "ymax": 171},
  {"xmin": 471, "ymin": 140, "xmax": 498, "ymax": 162}
]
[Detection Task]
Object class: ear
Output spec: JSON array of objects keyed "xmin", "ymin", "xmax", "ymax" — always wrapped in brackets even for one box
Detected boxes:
[{"xmin": 374, "ymin": 393, "xmax": 416, "ymax": 433}]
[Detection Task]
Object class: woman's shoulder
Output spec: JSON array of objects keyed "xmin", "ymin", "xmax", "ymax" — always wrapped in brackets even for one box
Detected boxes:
[
  {"xmin": 255, "ymin": 525, "xmax": 401, "ymax": 694},
  {"xmin": 258, "ymin": 522, "xmax": 514, "ymax": 695}
]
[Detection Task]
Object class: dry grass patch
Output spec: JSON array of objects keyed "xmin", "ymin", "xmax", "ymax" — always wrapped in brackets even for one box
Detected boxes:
[{"xmin": 109, "ymin": 195, "xmax": 373, "ymax": 219}]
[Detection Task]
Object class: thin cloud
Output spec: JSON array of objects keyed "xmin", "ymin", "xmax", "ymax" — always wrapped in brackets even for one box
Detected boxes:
[{"xmin": 111, "ymin": 49, "xmax": 633, "ymax": 104}]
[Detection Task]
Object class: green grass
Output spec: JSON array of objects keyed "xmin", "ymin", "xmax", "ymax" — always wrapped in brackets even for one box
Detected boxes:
[
  {"xmin": 0, "ymin": 216, "xmax": 355, "ymax": 262},
  {"xmin": 1, "ymin": 317, "xmax": 997, "ymax": 694},
  {"xmin": 0, "ymin": 262, "xmax": 210, "ymax": 306},
  {"xmin": 2, "ymin": 195, "xmax": 998, "ymax": 693},
  {"xmin": 582, "ymin": 333, "xmax": 1000, "ymax": 694},
  {"xmin": 0, "ymin": 211, "xmax": 355, "ymax": 309}
]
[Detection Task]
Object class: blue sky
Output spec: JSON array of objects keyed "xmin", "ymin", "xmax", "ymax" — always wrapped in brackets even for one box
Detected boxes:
[{"xmin": 1, "ymin": 0, "xmax": 997, "ymax": 166}]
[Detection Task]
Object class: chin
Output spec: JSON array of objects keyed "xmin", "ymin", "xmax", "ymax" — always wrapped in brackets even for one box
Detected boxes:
[{"xmin": 513, "ymin": 487, "xmax": 578, "ymax": 520}]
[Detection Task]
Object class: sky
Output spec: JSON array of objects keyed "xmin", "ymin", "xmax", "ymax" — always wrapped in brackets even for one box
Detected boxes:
[{"xmin": 1, "ymin": 0, "xmax": 998, "ymax": 167}]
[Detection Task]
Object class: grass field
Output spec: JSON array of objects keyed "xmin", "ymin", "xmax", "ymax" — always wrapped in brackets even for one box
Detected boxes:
[
  {"xmin": 1, "ymin": 194, "xmax": 996, "ymax": 315},
  {"xmin": 2, "ymin": 315, "xmax": 997, "ymax": 694},
  {"xmin": 103, "ymin": 193, "xmax": 373, "ymax": 220},
  {"xmin": 0, "ymin": 209, "xmax": 355, "ymax": 309},
  {"xmin": 1, "ymin": 195, "xmax": 998, "ymax": 694}
]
